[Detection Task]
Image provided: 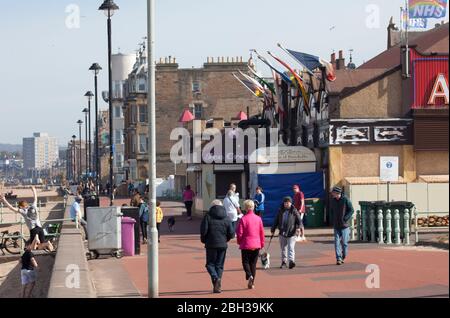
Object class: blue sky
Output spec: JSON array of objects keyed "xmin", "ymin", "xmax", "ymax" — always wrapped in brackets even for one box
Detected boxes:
[{"xmin": 0, "ymin": 0, "xmax": 448, "ymax": 145}]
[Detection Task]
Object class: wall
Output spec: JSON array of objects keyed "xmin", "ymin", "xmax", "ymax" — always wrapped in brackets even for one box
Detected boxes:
[
  {"xmin": 416, "ymin": 151, "xmax": 449, "ymax": 176},
  {"xmin": 339, "ymin": 70, "xmax": 403, "ymax": 119}
]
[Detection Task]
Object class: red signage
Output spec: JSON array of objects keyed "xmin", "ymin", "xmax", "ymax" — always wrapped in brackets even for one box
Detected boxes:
[{"xmin": 411, "ymin": 49, "xmax": 449, "ymax": 109}]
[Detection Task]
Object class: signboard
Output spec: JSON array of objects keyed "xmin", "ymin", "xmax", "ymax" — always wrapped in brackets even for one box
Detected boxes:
[{"xmin": 380, "ymin": 157, "xmax": 399, "ymax": 182}]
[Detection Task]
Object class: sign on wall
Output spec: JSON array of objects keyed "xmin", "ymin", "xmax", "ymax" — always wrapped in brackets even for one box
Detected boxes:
[{"xmin": 380, "ymin": 157, "xmax": 399, "ymax": 182}]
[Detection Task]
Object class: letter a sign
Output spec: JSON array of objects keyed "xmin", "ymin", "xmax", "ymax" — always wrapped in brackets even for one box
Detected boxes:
[{"xmin": 428, "ymin": 74, "xmax": 450, "ymax": 105}]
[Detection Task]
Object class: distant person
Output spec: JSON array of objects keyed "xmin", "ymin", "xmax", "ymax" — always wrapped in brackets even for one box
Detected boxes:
[
  {"xmin": 20, "ymin": 240, "xmax": 38, "ymax": 298},
  {"xmin": 253, "ymin": 186, "xmax": 265, "ymax": 218},
  {"xmin": 0, "ymin": 187, "xmax": 54, "ymax": 252},
  {"xmin": 156, "ymin": 201, "xmax": 164, "ymax": 243},
  {"xmin": 235, "ymin": 200, "xmax": 265, "ymax": 289},
  {"xmin": 293, "ymin": 185, "xmax": 306, "ymax": 241},
  {"xmin": 139, "ymin": 198, "xmax": 149, "ymax": 244},
  {"xmin": 200, "ymin": 200, "xmax": 234, "ymax": 294},
  {"xmin": 271, "ymin": 196, "xmax": 301, "ymax": 269},
  {"xmin": 182, "ymin": 185, "xmax": 196, "ymax": 221},
  {"xmin": 112, "ymin": 184, "xmax": 117, "ymax": 199},
  {"xmin": 223, "ymin": 190, "xmax": 241, "ymax": 233},
  {"xmin": 330, "ymin": 187, "xmax": 354, "ymax": 266},
  {"xmin": 70, "ymin": 195, "xmax": 88, "ymax": 240},
  {"xmin": 130, "ymin": 189, "xmax": 141, "ymax": 207},
  {"xmin": 128, "ymin": 182, "xmax": 135, "ymax": 196}
]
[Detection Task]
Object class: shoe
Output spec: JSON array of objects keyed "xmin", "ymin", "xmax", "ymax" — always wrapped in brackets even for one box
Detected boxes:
[
  {"xmin": 280, "ymin": 262, "xmax": 287, "ymax": 269},
  {"xmin": 336, "ymin": 260, "xmax": 343, "ymax": 265},
  {"xmin": 289, "ymin": 261, "xmax": 296, "ymax": 269},
  {"xmin": 213, "ymin": 278, "xmax": 222, "ymax": 293},
  {"xmin": 247, "ymin": 276, "xmax": 254, "ymax": 289}
]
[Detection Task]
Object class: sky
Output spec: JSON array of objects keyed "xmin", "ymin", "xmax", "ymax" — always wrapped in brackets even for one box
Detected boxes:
[{"xmin": 0, "ymin": 0, "xmax": 448, "ymax": 146}]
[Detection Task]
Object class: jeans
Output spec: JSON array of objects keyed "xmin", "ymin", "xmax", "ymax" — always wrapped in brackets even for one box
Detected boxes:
[
  {"xmin": 185, "ymin": 201, "xmax": 193, "ymax": 218},
  {"xmin": 140, "ymin": 219, "xmax": 148, "ymax": 240},
  {"xmin": 334, "ymin": 227, "xmax": 350, "ymax": 261},
  {"xmin": 206, "ymin": 248, "xmax": 227, "ymax": 281},
  {"xmin": 241, "ymin": 249, "xmax": 260, "ymax": 280},
  {"xmin": 279, "ymin": 235, "xmax": 296, "ymax": 263}
]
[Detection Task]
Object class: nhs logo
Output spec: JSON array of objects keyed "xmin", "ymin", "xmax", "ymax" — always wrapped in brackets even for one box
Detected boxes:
[{"xmin": 409, "ymin": 0, "xmax": 448, "ymax": 19}]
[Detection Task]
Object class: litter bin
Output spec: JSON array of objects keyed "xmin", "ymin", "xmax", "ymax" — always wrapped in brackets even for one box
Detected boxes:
[
  {"xmin": 121, "ymin": 207, "xmax": 141, "ymax": 255},
  {"xmin": 83, "ymin": 195, "xmax": 100, "ymax": 221},
  {"xmin": 121, "ymin": 217, "xmax": 136, "ymax": 257},
  {"xmin": 305, "ymin": 199, "xmax": 324, "ymax": 228}
]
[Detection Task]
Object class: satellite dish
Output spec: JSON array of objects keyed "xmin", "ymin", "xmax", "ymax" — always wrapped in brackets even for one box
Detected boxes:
[{"xmin": 102, "ymin": 91, "xmax": 109, "ymax": 103}]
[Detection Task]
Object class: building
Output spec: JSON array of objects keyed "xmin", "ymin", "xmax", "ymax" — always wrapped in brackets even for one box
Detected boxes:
[
  {"xmin": 66, "ymin": 140, "xmax": 88, "ymax": 182},
  {"xmin": 23, "ymin": 133, "xmax": 59, "ymax": 175},
  {"xmin": 111, "ymin": 52, "xmax": 135, "ymax": 185},
  {"xmin": 327, "ymin": 21, "xmax": 449, "ymax": 214},
  {"xmin": 123, "ymin": 48, "xmax": 261, "ymax": 184}
]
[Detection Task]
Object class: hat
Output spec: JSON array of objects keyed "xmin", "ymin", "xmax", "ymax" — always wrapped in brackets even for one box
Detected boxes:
[
  {"xmin": 332, "ymin": 186, "xmax": 343, "ymax": 194},
  {"xmin": 283, "ymin": 196, "xmax": 293, "ymax": 203}
]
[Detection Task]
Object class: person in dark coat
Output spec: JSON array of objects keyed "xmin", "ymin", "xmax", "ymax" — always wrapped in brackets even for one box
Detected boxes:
[
  {"xmin": 271, "ymin": 196, "xmax": 302, "ymax": 269},
  {"xmin": 330, "ymin": 186, "xmax": 354, "ymax": 265},
  {"xmin": 200, "ymin": 200, "xmax": 234, "ymax": 294}
]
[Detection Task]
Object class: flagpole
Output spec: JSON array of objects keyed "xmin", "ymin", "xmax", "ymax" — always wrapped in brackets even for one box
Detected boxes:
[
  {"xmin": 405, "ymin": 0, "xmax": 410, "ymax": 77},
  {"xmin": 277, "ymin": 43, "xmax": 316, "ymax": 77},
  {"xmin": 232, "ymin": 73, "xmax": 262, "ymax": 98}
]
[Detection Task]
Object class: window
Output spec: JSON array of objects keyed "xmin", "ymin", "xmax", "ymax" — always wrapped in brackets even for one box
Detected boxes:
[
  {"xmin": 116, "ymin": 154, "xmax": 124, "ymax": 168},
  {"xmin": 194, "ymin": 103, "xmax": 203, "ymax": 120},
  {"xmin": 115, "ymin": 130, "xmax": 123, "ymax": 144},
  {"xmin": 131, "ymin": 134, "xmax": 136, "ymax": 154},
  {"xmin": 139, "ymin": 105, "xmax": 148, "ymax": 123},
  {"xmin": 138, "ymin": 76, "xmax": 146, "ymax": 92},
  {"xmin": 192, "ymin": 81, "xmax": 201, "ymax": 92},
  {"xmin": 139, "ymin": 134, "xmax": 148, "ymax": 153},
  {"xmin": 114, "ymin": 106, "xmax": 122, "ymax": 118},
  {"xmin": 131, "ymin": 106, "xmax": 137, "ymax": 124}
]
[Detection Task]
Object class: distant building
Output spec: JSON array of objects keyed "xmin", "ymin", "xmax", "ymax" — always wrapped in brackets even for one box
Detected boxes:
[{"xmin": 23, "ymin": 133, "xmax": 59, "ymax": 173}]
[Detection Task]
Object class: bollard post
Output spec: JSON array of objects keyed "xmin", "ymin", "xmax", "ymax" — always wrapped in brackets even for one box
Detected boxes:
[
  {"xmin": 377, "ymin": 209, "xmax": 384, "ymax": 244},
  {"xmin": 394, "ymin": 209, "xmax": 401, "ymax": 245},
  {"xmin": 414, "ymin": 208, "xmax": 419, "ymax": 244},
  {"xmin": 356, "ymin": 210, "xmax": 361, "ymax": 241},
  {"xmin": 362, "ymin": 208, "xmax": 368, "ymax": 241},
  {"xmin": 0, "ymin": 202, "xmax": 3, "ymax": 224},
  {"xmin": 369, "ymin": 209, "xmax": 376, "ymax": 243},
  {"xmin": 404, "ymin": 209, "xmax": 411, "ymax": 245},
  {"xmin": 385, "ymin": 209, "xmax": 392, "ymax": 245},
  {"xmin": 350, "ymin": 217, "xmax": 356, "ymax": 241}
]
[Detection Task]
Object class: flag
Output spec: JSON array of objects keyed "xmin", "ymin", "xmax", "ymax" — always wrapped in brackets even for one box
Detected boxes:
[
  {"xmin": 402, "ymin": 7, "xmax": 428, "ymax": 29},
  {"xmin": 248, "ymin": 67, "xmax": 277, "ymax": 96},
  {"xmin": 232, "ymin": 73, "xmax": 264, "ymax": 98},
  {"xmin": 252, "ymin": 50, "xmax": 293, "ymax": 84},
  {"xmin": 268, "ymin": 51, "xmax": 310, "ymax": 115},
  {"xmin": 409, "ymin": 0, "xmax": 447, "ymax": 19},
  {"xmin": 285, "ymin": 48, "xmax": 337, "ymax": 82}
]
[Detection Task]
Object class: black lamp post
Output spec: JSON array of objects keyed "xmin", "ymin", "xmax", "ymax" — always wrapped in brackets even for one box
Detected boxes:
[
  {"xmin": 84, "ymin": 91, "xmax": 94, "ymax": 176},
  {"xmin": 77, "ymin": 120, "xmax": 83, "ymax": 183},
  {"xmin": 82, "ymin": 108, "xmax": 89, "ymax": 176},
  {"xmin": 99, "ymin": 0, "xmax": 119, "ymax": 206},
  {"xmin": 71, "ymin": 135, "xmax": 77, "ymax": 182},
  {"xmin": 89, "ymin": 63, "xmax": 102, "ymax": 191}
]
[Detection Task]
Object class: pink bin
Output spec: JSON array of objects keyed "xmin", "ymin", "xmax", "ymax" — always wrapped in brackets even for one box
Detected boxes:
[{"xmin": 121, "ymin": 217, "xmax": 136, "ymax": 256}]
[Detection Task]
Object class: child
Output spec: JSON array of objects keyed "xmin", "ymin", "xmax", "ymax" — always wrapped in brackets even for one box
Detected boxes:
[
  {"xmin": 156, "ymin": 201, "xmax": 164, "ymax": 243},
  {"xmin": 20, "ymin": 241, "xmax": 38, "ymax": 298}
]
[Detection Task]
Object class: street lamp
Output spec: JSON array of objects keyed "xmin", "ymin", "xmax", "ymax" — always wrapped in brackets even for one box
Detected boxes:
[
  {"xmin": 84, "ymin": 91, "xmax": 94, "ymax": 176},
  {"xmin": 89, "ymin": 63, "xmax": 102, "ymax": 191},
  {"xmin": 82, "ymin": 108, "xmax": 89, "ymax": 177},
  {"xmin": 77, "ymin": 120, "xmax": 83, "ymax": 183},
  {"xmin": 99, "ymin": 0, "xmax": 119, "ymax": 206},
  {"xmin": 71, "ymin": 135, "xmax": 77, "ymax": 182}
]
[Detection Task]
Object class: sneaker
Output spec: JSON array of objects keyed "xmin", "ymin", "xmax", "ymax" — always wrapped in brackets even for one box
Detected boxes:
[
  {"xmin": 289, "ymin": 261, "xmax": 296, "ymax": 269},
  {"xmin": 247, "ymin": 276, "xmax": 254, "ymax": 289},
  {"xmin": 280, "ymin": 262, "xmax": 287, "ymax": 269},
  {"xmin": 336, "ymin": 260, "xmax": 343, "ymax": 265}
]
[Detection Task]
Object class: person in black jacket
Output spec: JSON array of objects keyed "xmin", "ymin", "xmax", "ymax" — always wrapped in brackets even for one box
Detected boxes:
[
  {"xmin": 330, "ymin": 187, "xmax": 354, "ymax": 265},
  {"xmin": 200, "ymin": 200, "xmax": 234, "ymax": 294},
  {"xmin": 271, "ymin": 197, "xmax": 302, "ymax": 269}
]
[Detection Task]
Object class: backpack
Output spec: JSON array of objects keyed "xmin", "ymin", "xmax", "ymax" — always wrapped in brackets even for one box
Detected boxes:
[{"xmin": 140, "ymin": 203, "xmax": 149, "ymax": 223}]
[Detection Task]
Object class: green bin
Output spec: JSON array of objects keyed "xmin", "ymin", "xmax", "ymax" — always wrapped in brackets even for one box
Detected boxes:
[{"xmin": 305, "ymin": 198, "xmax": 324, "ymax": 228}]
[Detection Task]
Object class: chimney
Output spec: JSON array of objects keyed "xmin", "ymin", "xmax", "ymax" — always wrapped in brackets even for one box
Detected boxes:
[
  {"xmin": 331, "ymin": 52, "xmax": 336, "ymax": 69},
  {"xmin": 336, "ymin": 50, "xmax": 345, "ymax": 70}
]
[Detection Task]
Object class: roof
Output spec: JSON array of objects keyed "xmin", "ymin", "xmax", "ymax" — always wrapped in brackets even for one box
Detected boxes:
[
  {"xmin": 328, "ymin": 68, "xmax": 391, "ymax": 95},
  {"xmin": 359, "ymin": 23, "xmax": 449, "ymax": 70}
]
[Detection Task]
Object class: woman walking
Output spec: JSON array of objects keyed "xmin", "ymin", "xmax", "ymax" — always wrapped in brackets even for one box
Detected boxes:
[
  {"xmin": 183, "ymin": 185, "xmax": 196, "ymax": 221},
  {"xmin": 235, "ymin": 200, "xmax": 265, "ymax": 289}
]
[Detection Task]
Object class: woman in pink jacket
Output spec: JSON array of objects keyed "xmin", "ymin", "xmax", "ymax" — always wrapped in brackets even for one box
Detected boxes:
[{"xmin": 236, "ymin": 200, "xmax": 265, "ymax": 289}]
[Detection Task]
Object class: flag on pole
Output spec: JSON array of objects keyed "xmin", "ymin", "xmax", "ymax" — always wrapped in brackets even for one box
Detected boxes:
[
  {"xmin": 232, "ymin": 73, "xmax": 264, "ymax": 98},
  {"xmin": 409, "ymin": 0, "xmax": 447, "ymax": 18},
  {"xmin": 248, "ymin": 67, "xmax": 277, "ymax": 95},
  {"xmin": 252, "ymin": 50, "xmax": 293, "ymax": 84},
  {"xmin": 284, "ymin": 48, "xmax": 337, "ymax": 82},
  {"xmin": 402, "ymin": 7, "xmax": 428, "ymax": 29}
]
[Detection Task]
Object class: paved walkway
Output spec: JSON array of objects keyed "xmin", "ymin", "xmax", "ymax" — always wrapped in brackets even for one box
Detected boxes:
[{"xmin": 97, "ymin": 198, "xmax": 448, "ymax": 298}]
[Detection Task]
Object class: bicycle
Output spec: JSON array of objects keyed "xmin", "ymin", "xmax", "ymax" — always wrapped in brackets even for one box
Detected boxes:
[{"xmin": 0, "ymin": 230, "xmax": 26, "ymax": 255}]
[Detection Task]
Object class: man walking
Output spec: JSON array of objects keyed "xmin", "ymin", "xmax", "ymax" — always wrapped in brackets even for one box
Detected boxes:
[
  {"xmin": 330, "ymin": 187, "xmax": 354, "ymax": 265},
  {"xmin": 200, "ymin": 200, "xmax": 234, "ymax": 294}
]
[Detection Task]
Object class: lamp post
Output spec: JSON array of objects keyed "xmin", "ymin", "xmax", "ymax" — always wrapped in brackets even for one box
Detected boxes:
[
  {"xmin": 89, "ymin": 63, "xmax": 102, "ymax": 191},
  {"xmin": 71, "ymin": 135, "xmax": 76, "ymax": 182},
  {"xmin": 99, "ymin": 0, "xmax": 119, "ymax": 206},
  {"xmin": 84, "ymin": 91, "xmax": 94, "ymax": 176},
  {"xmin": 77, "ymin": 120, "xmax": 83, "ymax": 183},
  {"xmin": 147, "ymin": 0, "xmax": 159, "ymax": 298},
  {"xmin": 82, "ymin": 108, "xmax": 89, "ymax": 176}
]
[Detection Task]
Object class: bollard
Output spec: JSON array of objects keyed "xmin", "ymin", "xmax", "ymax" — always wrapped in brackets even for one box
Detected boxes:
[
  {"xmin": 394, "ymin": 209, "xmax": 401, "ymax": 245},
  {"xmin": 369, "ymin": 210, "xmax": 376, "ymax": 243},
  {"xmin": 362, "ymin": 208, "xmax": 368, "ymax": 242},
  {"xmin": 0, "ymin": 202, "xmax": 3, "ymax": 224},
  {"xmin": 404, "ymin": 209, "xmax": 411, "ymax": 245},
  {"xmin": 351, "ymin": 217, "xmax": 356, "ymax": 241},
  {"xmin": 414, "ymin": 208, "xmax": 419, "ymax": 244},
  {"xmin": 356, "ymin": 210, "xmax": 361, "ymax": 241},
  {"xmin": 377, "ymin": 209, "xmax": 384, "ymax": 244},
  {"xmin": 385, "ymin": 209, "xmax": 392, "ymax": 245}
]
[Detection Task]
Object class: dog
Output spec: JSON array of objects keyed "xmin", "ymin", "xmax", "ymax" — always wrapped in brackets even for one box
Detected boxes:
[
  {"xmin": 260, "ymin": 251, "xmax": 271, "ymax": 270},
  {"xmin": 167, "ymin": 217, "xmax": 176, "ymax": 232}
]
